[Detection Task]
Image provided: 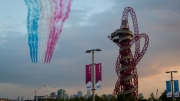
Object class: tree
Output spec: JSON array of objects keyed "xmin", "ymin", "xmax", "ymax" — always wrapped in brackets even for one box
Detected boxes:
[
  {"xmin": 127, "ymin": 95, "xmax": 136, "ymax": 101},
  {"xmin": 148, "ymin": 92, "xmax": 157, "ymax": 101},
  {"xmin": 116, "ymin": 94, "xmax": 126, "ymax": 101},
  {"xmin": 138, "ymin": 99, "xmax": 148, "ymax": 101},
  {"xmin": 73, "ymin": 97, "xmax": 79, "ymax": 101},
  {"xmin": 158, "ymin": 90, "xmax": 171, "ymax": 101},
  {"xmin": 138, "ymin": 94, "xmax": 148, "ymax": 101},
  {"xmin": 101, "ymin": 94, "xmax": 108, "ymax": 101},
  {"xmin": 109, "ymin": 96, "xmax": 116, "ymax": 101},
  {"xmin": 67, "ymin": 97, "xmax": 74, "ymax": 101},
  {"xmin": 86, "ymin": 96, "xmax": 92, "ymax": 101},
  {"xmin": 95, "ymin": 94, "xmax": 102, "ymax": 101},
  {"xmin": 78, "ymin": 97, "xmax": 86, "ymax": 101}
]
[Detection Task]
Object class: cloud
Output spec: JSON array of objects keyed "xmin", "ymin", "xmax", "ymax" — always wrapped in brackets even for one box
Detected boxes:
[{"xmin": 0, "ymin": 0, "xmax": 180, "ymax": 99}]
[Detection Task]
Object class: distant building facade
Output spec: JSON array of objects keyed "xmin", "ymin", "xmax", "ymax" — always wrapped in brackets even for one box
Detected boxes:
[
  {"xmin": 107, "ymin": 94, "xmax": 112, "ymax": 99},
  {"xmin": 86, "ymin": 90, "xmax": 91, "ymax": 98},
  {"xmin": 0, "ymin": 98, "xmax": 13, "ymax": 101},
  {"xmin": 49, "ymin": 92, "xmax": 57, "ymax": 99},
  {"xmin": 65, "ymin": 94, "xmax": 69, "ymax": 99},
  {"xmin": 34, "ymin": 96, "xmax": 45, "ymax": 101},
  {"xmin": 21, "ymin": 97, "xmax": 23, "ymax": 101},
  {"xmin": 57, "ymin": 89, "xmax": 66, "ymax": 99},
  {"xmin": 50, "ymin": 92, "xmax": 56, "ymax": 96},
  {"xmin": 17, "ymin": 96, "xmax": 20, "ymax": 101},
  {"xmin": 138, "ymin": 93, "xmax": 143, "ymax": 99},
  {"xmin": 73, "ymin": 95, "xmax": 78, "ymax": 98},
  {"xmin": 77, "ymin": 91, "xmax": 83, "ymax": 97}
]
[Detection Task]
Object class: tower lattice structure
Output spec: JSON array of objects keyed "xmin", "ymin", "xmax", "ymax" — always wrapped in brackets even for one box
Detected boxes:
[{"xmin": 108, "ymin": 7, "xmax": 149, "ymax": 99}]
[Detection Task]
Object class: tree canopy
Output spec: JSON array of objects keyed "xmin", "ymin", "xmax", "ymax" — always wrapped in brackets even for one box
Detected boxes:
[{"xmin": 37, "ymin": 91, "xmax": 180, "ymax": 101}]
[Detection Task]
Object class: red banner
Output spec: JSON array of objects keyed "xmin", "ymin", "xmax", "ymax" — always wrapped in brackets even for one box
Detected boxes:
[
  {"xmin": 95, "ymin": 63, "xmax": 102, "ymax": 90},
  {"xmin": 85, "ymin": 64, "xmax": 92, "ymax": 90},
  {"xmin": 85, "ymin": 63, "xmax": 102, "ymax": 90}
]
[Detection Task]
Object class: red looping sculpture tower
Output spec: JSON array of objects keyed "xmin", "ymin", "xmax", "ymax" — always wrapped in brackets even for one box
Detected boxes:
[{"xmin": 108, "ymin": 7, "xmax": 149, "ymax": 99}]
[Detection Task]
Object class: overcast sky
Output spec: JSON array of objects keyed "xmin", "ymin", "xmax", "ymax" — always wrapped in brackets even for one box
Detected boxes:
[{"xmin": 0, "ymin": 0, "xmax": 180, "ymax": 99}]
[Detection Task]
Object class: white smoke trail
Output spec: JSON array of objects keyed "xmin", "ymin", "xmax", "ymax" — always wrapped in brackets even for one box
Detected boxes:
[
  {"xmin": 38, "ymin": 0, "xmax": 44, "ymax": 63},
  {"xmin": 25, "ymin": 0, "xmax": 72, "ymax": 63},
  {"xmin": 48, "ymin": 0, "xmax": 72, "ymax": 63},
  {"xmin": 38, "ymin": 0, "xmax": 55, "ymax": 63}
]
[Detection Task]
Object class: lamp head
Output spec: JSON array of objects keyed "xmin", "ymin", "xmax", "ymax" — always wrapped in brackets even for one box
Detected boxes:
[
  {"xmin": 173, "ymin": 71, "xmax": 178, "ymax": 73},
  {"xmin": 166, "ymin": 71, "xmax": 178, "ymax": 73},
  {"xmin": 85, "ymin": 50, "xmax": 92, "ymax": 53},
  {"xmin": 166, "ymin": 71, "xmax": 170, "ymax": 73},
  {"xmin": 86, "ymin": 49, "xmax": 101, "ymax": 53},
  {"xmin": 94, "ymin": 48, "xmax": 101, "ymax": 51}
]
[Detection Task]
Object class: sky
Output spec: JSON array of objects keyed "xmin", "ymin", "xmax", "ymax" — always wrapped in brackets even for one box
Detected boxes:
[{"xmin": 0, "ymin": 0, "xmax": 180, "ymax": 99}]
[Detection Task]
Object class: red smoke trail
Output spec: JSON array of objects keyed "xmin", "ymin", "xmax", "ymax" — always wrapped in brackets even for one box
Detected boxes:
[
  {"xmin": 44, "ymin": 0, "xmax": 63, "ymax": 63},
  {"xmin": 44, "ymin": 0, "xmax": 72, "ymax": 63},
  {"xmin": 48, "ymin": 0, "xmax": 72, "ymax": 63}
]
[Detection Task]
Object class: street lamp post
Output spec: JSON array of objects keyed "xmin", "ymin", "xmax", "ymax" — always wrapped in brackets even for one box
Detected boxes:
[
  {"xmin": 35, "ymin": 91, "xmax": 37, "ymax": 101},
  {"xmin": 86, "ymin": 48, "xmax": 101, "ymax": 101},
  {"xmin": 166, "ymin": 71, "xmax": 178, "ymax": 101}
]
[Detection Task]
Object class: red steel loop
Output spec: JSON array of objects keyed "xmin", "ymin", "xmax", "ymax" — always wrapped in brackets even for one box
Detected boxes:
[{"xmin": 108, "ymin": 7, "xmax": 149, "ymax": 99}]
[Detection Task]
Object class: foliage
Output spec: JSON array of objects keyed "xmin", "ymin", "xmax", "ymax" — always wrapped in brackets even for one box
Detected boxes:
[
  {"xmin": 37, "ymin": 91, "xmax": 180, "ymax": 101},
  {"xmin": 127, "ymin": 95, "xmax": 136, "ymax": 101},
  {"xmin": 101, "ymin": 94, "xmax": 108, "ymax": 101},
  {"xmin": 109, "ymin": 96, "xmax": 116, "ymax": 101},
  {"xmin": 117, "ymin": 94, "xmax": 136, "ymax": 101},
  {"xmin": 158, "ymin": 90, "xmax": 171, "ymax": 101},
  {"xmin": 148, "ymin": 92, "xmax": 157, "ymax": 101},
  {"xmin": 117, "ymin": 94, "xmax": 126, "ymax": 101}
]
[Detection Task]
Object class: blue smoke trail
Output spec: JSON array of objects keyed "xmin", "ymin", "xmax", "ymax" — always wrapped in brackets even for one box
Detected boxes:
[
  {"xmin": 33, "ymin": 0, "xmax": 40, "ymax": 63},
  {"xmin": 25, "ymin": 0, "xmax": 33, "ymax": 62},
  {"xmin": 32, "ymin": 0, "xmax": 39, "ymax": 63},
  {"xmin": 34, "ymin": 0, "xmax": 40, "ymax": 63},
  {"xmin": 25, "ymin": 0, "xmax": 40, "ymax": 63}
]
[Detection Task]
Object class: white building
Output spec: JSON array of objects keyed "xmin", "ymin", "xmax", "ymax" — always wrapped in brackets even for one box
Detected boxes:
[{"xmin": 86, "ymin": 90, "xmax": 91, "ymax": 98}]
